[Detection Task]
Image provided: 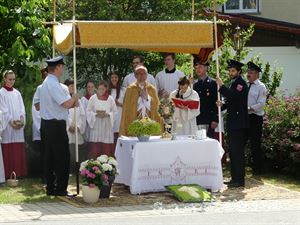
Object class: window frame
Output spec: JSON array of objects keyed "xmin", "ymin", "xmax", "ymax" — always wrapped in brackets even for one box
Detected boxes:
[{"xmin": 224, "ymin": 0, "xmax": 260, "ymax": 14}]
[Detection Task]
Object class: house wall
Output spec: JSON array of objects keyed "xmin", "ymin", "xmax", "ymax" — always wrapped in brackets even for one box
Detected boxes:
[
  {"xmin": 256, "ymin": 0, "xmax": 300, "ymax": 24},
  {"xmin": 245, "ymin": 46, "xmax": 300, "ymax": 94}
]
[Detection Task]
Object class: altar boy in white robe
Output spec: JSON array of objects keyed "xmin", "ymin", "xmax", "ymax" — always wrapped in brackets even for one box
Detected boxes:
[
  {"xmin": 170, "ymin": 76, "xmax": 200, "ymax": 135},
  {"xmin": 156, "ymin": 53, "xmax": 185, "ymax": 98},
  {"xmin": 64, "ymin": 79, "xmax": 86, "ymax": 172}
]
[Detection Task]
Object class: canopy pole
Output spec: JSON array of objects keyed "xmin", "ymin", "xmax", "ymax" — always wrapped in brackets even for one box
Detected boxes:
[
  {"xmin": 213, "ymin": 1, "xmax": 223, "ymax": 144},
  {"xmin": 190, "ymin": 0, "xmax": 195, "ymax": 79},
  {"xmin": 52, "ymin": 0, "xmax": 56, "ymax": 57},
  {"xmin": 72, "ymin": 0, "xmax": 80, "ymax": 195}
]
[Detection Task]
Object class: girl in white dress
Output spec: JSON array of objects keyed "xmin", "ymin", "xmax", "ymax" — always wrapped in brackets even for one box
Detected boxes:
[
  {"xmin": 64, "ymin": 79, "xmax": 87, "ymax": 172},
  {"xmin": 80, "ymin": 81, "xmax": 95, "ymax": 142},
  {"xmin": 108, "ymin": 72, "xmax": 125, "ymax": 148},
  {"xmin": 87, "ymin": 81, "xmax": 117, "ymax": 158},
  {"xmin": 0, "ymin": 70, "xmax": 27, "ymax": 178},
  {"xmin": 170, "ymin": 76, "xmax": 200, "ymax": 135}
]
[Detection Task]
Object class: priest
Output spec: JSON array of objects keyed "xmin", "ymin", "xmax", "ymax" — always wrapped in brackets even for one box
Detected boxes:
[{"xmin": 119, "ymin": 65, "xmax": 163, "ymax": 136}]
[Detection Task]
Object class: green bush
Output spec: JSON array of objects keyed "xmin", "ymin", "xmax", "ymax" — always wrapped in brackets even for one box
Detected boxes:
[
  {"xmin": 128, "ymin": 117, "xmax": 161, "ymax": 137},
  {"xmin": 262, "ymin": 90, "xmax": 300, "ymax": 175}
]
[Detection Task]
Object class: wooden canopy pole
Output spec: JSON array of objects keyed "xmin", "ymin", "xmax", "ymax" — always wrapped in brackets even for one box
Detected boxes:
[{"xmin": 72, "ymin": 0, "xmax": 80, "ymax": 196}]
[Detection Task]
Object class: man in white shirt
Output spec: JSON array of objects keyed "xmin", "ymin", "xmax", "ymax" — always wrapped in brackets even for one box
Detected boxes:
[
  {"xmin": 247, "ymin": 61, "xmax": 267, "ymax": 175},
  {"xmin": 155, "ymin": 53, "xmax": 184, "ymax": 98},
  {"xmin": 122, "ymin": 55, "xmax": 156, "ymax": 88}
]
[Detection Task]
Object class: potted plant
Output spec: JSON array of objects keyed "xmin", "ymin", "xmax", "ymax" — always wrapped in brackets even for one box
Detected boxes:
[
  {"xmin": 97, "ymin": 155, "xmax": 118, "ymax": 198},
  {"xmin": 79, "ymin": 159, "xmax": 107, "ymax": 203},
  {"xmin": 128, "ymin": 117, "xmax": 161, "ymax": 142}
]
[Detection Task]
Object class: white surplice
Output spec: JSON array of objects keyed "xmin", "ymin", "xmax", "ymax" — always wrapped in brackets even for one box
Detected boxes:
[
  {"xmin": 170, "ymin": 87, "xmax": 200, "ymax": 135},
  {"xmin": 67, "ymin": 102, "xmax": 86, "ymax": 145},
  {"xmin": 32, "ymin": 103, "xmax": 41, "ymax": 141},
  {"xmin": 155, "ymin": 69, "xmax": 185, "ymax": 96},
  {"xmin": 0, "ymin": 110, "xmax": 5, "ymax": 183},
  {"xmin": 110, "ymin": 88, "xmax": 125, "ymax": 133},
  {"xmin": 87, "ymin": 94, "xmax": 117, "ymax": 143},
  {"xmin": 80, "ymin": 96, "xmax": 90, "ymax": 141},
  {"xmin": 0, "ymin": 88, "xmax": 25, "ymax": 143}
]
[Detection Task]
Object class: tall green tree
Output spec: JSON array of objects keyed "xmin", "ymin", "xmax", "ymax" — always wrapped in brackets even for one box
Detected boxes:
[{"xmin": 0, "ymin": 0, "xmax": 52, "ymax": 139}]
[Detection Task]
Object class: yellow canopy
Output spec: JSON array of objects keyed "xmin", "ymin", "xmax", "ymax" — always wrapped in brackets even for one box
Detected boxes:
[{"xmin": 53, "ymin": 21, "xmax": 214, "ymax": 55}]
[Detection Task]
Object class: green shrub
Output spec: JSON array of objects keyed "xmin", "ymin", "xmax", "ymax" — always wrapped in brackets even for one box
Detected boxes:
[
  {"xmin": 128, "ymin": 117, "xmax": 161, "ymax": 136},
  {"xmin": 262, "ymin": 90, "xmax": 300, "ymax": 175}
]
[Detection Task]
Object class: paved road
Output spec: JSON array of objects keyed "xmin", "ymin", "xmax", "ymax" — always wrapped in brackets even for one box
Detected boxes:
[{"xmin": 1, "ymin": 199, "xmax": 300, "ymax": 225}]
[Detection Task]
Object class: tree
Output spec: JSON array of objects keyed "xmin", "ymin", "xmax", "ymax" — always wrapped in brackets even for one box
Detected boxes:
[{"xmin": 0, "ymin": 0, "xmax": 52, "ymax": 139}]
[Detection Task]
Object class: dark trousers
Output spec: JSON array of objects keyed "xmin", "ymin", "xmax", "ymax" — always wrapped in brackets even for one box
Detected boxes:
[
  {"xmin": 227, "ymin": 129, "xmax": 247, "ymax": 183},
  {"xmin": 33, "ymin": 140, "xmax": 46, "ymax": 183},
  {"xmin": 41, "ymin": 119, "xmax": 70, "ymax": 193},
  {"xmin": 248, "ymin": 114, "xmax": 263, "ymax": 174}
]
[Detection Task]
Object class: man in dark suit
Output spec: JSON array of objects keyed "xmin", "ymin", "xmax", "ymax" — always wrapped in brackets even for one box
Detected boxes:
[
  {"xmin": 193, "ymin": 58, "xmax": 218, "ymax": 138},
  {"xmin": 216, "ymin": 59, "xmax": 249, "ymax": 188}
]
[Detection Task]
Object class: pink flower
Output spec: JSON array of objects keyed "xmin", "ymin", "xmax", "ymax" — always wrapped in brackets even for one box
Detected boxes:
[
  {"xmin": 93, "ymin": 166, "xmax": 99, "ymax": 171},
  {"xmin": 87, "ymin": 171, "xmax": 96, "ymax": 179},
  {"xmin": 80, "ymin": 169, "xmax": 88, "ymax": 176}
]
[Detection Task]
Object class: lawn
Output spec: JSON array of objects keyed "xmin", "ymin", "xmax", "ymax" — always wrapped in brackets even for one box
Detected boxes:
[{"xmin": 0, "ymin": 178, "xmax": 57, "ymax": 204}]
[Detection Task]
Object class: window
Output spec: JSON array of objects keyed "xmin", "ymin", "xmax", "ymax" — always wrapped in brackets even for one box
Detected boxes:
[{"xmin": 224, "ymin": 0, "xmax": 260, "ymax": 13}]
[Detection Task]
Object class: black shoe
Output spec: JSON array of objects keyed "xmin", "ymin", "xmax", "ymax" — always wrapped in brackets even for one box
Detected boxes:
[
  {"xmin": 46, "ymin": 190, "xmax": 55, "ymax": 196},
  {"xmin": 227, "ymin": 182, "xmax": 245, "ymax": 188},
  {"xmin": 224, "ymin": 180, "xmax": 235, "ymax": 185},
  {"xmin": 55, "ymin": 191, "xmax": 76, "ymax": 197}
]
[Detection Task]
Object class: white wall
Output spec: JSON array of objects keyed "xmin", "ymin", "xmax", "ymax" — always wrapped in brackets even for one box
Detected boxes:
[{"xmin": 245, "ymin": 47, "xmax": 300, "ymax": 95}]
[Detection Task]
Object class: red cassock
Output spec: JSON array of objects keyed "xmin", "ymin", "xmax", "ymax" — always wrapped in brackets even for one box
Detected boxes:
[{"xmin": 2, "ymin": 143, "xmax": 27, "ymax": 178}]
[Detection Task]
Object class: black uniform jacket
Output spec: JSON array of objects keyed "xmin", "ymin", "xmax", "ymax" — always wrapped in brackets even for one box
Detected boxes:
[
  {"xmin": 219, "ymin": 75, "xmax": 249, "ymax": 131},
  {"xmin": 193, "ymin": 76, "xmax": 218, "ymax": 125}
]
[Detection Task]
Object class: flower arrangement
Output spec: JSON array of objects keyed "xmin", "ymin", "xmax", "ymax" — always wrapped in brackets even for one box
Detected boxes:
[
  {"xmin": 96, "ymin": 155, "xmax": 118, "ymax": 179},
  {"xmin": 128, "ymin": 117, "xmax": 161, "ymax": 137},
  {"xmin": 79, "ymin": 155, "xmax": 118, "ymax": 189}
]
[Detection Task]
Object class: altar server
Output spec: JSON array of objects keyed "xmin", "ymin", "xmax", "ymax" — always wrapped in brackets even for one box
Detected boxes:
[
  {"xmin": 170, "ymin": 76, "xmax": 200, "ymax": 135},
  {"xmin": 0, "ymin": 70, "xmax": 27, "ymax": 179},
  {"xmin": 80, "ymin": 81, "xmax": 95, "ymax": 141},
  {"xmin": 108, "ymin": 72, "xmax": 125, "ymax": 147},
  {"xmin": 122, "ymin": 55, "xmax": 156, "ymax": 88},
  {"xmin": 64, "ymin": 79, "xmax": 86, "ymax": 172},
  {"xmin": 156, "ymin": 53, "xmax": 185, "ymax": 98},
  {"xmin": 87, "ymin": 81, "xmax": 117, "ymax": 158},
  {"xmin": 0, "ymin": 110, "xmax": 5, "ymax": 183}
]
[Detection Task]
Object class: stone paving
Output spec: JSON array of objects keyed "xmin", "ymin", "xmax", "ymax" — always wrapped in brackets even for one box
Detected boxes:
[{"xmin": 1, "ymin": 199, "xmax": 300, "ymax": 224}]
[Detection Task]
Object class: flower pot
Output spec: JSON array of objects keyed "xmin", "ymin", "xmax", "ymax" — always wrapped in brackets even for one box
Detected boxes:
[
  {"xmin": 82, "ymin": 185, "xmax": 100, "ymax": 203},
  {"xmin": 137, "ymin": 135, "xmax": 150, "ymax": 142},
  {"xmin": 100, "ymin": 176, "xmax": 114, "ymax": 199}
]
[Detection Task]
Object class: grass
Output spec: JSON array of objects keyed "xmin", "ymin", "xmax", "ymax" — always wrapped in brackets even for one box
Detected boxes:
[
  {"xmin": 223, "ymin": 165, "xmax": 300, "ymax": 192},
  {"xmin": 0, "ymin": 178, "xmax": 58, "ymax": 204}
]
